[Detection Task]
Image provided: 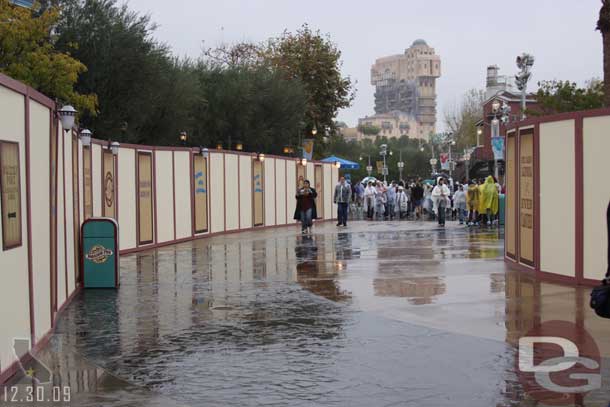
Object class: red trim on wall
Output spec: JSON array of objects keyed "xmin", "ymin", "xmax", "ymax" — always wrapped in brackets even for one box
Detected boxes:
[
  {"xmin": 533, "ymin": 123, "xmax": 540, "ymax": 272},
  {"xmin": 237, "ymin": 155, "xmax": 241, "ymax": 229},
  {"xmin": 172, "ymin": 151, "xmax": 177, "ymax": 240},
  {"xmin": 223, "ymin": 152, "xmax": 227, "ymax": 231},
  {"xmin": 62, "ymin": 124, "xmax": 69, "ymax": 300},
  {"xmin": 24, "ymin": 92, "xmax": 35, "ymax": 344},
  {"xmin": 575, "ymin": 115, "xmax": 584, "ymax": 283},
  {"xmin": 274, "ymin": 158, "xmax": 278, "ymax": 225},
  {"xmin": 152, "ymin": 151, "xmax": 158, "ymax": 245},
  {"xmin": 115, "ymin": 149, "xmax": 119, "ymax": 223},
  {"xmin": 285, "ymin": 160, "xmax": 288, "ymax": 224},
  {"xmin": 73, "ymin": 134, "xmax": 81, "ymax": 287},
  {"xmin": 189, "ymin": 151, "xmax": 195, "ymax": 236},
  {"xmin": 135, "ymin": 151, "xmax": 140, "ymax": 246},
  {"xmin": 49, "ymin": 114, "xmax": 58, "ymax": 324}
]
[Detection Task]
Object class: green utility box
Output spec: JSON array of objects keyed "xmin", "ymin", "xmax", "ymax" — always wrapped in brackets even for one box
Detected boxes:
[
  {"xmin": 81, "ymin": 218, "xmax": 119, "ymax": 288},
  {"xmin": 498, "ymin": 194, "xmax": 505, "ymax": 226}
]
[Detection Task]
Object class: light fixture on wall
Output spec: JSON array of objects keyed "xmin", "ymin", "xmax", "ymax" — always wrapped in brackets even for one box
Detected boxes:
[
  {"xmin": 311, "ymin": 125, "xmax": 317, "ymax": 136},
  {"xmin": 79, "ymin": 129, "xmax": 92, "ymax": 147},
  {"xmin": 334, "ymin": 161, "xmax": 341, "ymax": 169},
  {"xmin": 216, "ymin": 142, "xmax": 223, "ymax": 150},
  {"xmin": 59, "ymin": 105, "xmax": 77, "ymax": 132},
  {"xmin": 257, "ymin": 153, "xmax": 265, "ymax": 162},
  {"xmin": 179, "ymin": 131, "xmax": 188, "ymax": 146},
  {"xmin": 235, "ymin": 142, "xmax": 244, "ymax": 151},
  {"xmin": 283, "ymin": 146, "xmax": 295, "ymax": 154},
  {"xmin": 301, "ymin": 158, "xmax": 307, "ymax": 166},
  {"xmin": 110, "ymin": 141, "xmax": 120, "ymax": 156},
  {"xmin": 199, "ymin": 146, "xmax": 209, "ymax": 158}
]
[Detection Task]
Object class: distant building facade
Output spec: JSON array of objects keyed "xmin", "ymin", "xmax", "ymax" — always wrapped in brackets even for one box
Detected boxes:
[
  {"xmin": 358, "ymin": 111, "xmax": 419, "ymax": 140},
  {"xmin": 370, "ymin": 39, "xmax": 441, "ymax": 139}
]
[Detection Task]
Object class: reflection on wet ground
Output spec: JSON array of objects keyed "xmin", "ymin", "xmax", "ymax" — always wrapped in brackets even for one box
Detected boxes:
[{"xmin": 5, "ymin": 221, "xmax": 610, "ymax": 406}]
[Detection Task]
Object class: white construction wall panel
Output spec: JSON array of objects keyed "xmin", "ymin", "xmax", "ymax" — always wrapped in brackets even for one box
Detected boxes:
[
  {"xmin": 154, "ymin": 151, "xmax": 174, "ymax": 243},
  {"xmin": 324, "ymin": 165, "xmax": 332, "ymax": 220},
  {"xmin": 539, "ymin": 120, "xmax": 575, "ymax": 277},
  {"xmin": 118, "ymin": 148, "xmax": 137, "ymax": 250},
  {"xmin": 264, "ymin": 158, "xmax": 276, "ymax": 226},
  {"xmin": 174, "ymin": 151, "xmax": 192, "ymax": 239},
  {"xmin": 286, "ymin": 160, "xmax": 297, "ymax": 223},
  {"xmin": 584, "ymin": 116, "xmax": 610, "ymax": 280},
  {"xmin": 29, "ymin": 100, "xmax": 53, "ymax": 339},
  {"xmin": 239, "ymin": 155, "xmax": 252, "ymax": 229},
  {"xmin": 209, "ymin": 152, "xmax": 225, "ymax": 233},
  {"xmin": 225, "ymin": 154, "xmax": 239, "ymax": 230},
  {"xmin": 92, "ymin": 144, "xmax": 102, "ymax": 216},
  {"xmin": 276, "ymin": 159, "xmax": 286, "ymax": 225},
  {"xmin": 0, "ymin": 85, "xmax": 30, "ymax": 373}
]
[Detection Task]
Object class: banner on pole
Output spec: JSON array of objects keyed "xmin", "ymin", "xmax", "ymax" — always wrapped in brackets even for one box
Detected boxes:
[
  {"xmin": 376, "ymin": 161, "xmax": 384, "ymax": 174},
  {"xmin": 302, "ymin": 139, "xmax": 315, "ymax": 160},
  {"xmin": 440, "ymin": 153, "xmax": 450, "ymax": 170},
  {"xmin": 492, "ymin": 137, "xmax": 505, "ymax": 161}
]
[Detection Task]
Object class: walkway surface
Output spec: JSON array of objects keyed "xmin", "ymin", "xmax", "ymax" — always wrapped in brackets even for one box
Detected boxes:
[{"xmin": 4, "ymin": 221, "xmax": 610, "ymax": 406}]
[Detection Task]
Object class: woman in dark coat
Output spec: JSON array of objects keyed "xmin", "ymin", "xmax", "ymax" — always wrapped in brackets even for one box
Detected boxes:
[{"xmin": 294, "ymin": 180, "xmax": 318, "ymax": 234}]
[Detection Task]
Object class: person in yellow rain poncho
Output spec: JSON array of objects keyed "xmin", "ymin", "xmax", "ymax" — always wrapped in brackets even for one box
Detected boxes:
[
  {"xmin": 466, "ymin": 180, "xmax": 480, "ymax": 226},
  {"xmin": 480, "ymin": 176, "xmax": 499, "ymax": 226}
]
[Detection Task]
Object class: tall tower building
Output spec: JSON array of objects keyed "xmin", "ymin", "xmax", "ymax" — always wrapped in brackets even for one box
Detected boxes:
[{"xmin": 370, "ymin": 39, "xmax": 441, "ymax": 139}]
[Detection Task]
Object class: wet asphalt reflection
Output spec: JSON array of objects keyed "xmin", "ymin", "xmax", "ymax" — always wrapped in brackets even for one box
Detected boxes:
[{"xmin": 9, "ymin": 221, "xmax": 610, "ymax": 406}]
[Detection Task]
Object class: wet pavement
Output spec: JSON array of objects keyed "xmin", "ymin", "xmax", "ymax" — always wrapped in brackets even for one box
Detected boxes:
[{"xmin": 4, "ymin": 221, "xmax": 610, "ymax": 406}]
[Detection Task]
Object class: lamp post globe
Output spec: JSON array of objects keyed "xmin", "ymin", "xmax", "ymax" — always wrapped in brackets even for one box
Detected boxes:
[
  {"xmin": 79, "ymin": 129, "xmax": 92, "ymax": 147},
  {"xmin": 59, "ymin": 105, "xmax": 77, "ymax": 132}
]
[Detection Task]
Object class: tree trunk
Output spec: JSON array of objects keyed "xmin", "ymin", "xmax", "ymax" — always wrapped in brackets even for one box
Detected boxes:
[{"xmin": 598, "ymin": 0, "xmax": 610, "ymax": 106}]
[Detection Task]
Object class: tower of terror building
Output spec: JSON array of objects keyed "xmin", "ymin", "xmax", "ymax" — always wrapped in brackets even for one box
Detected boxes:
[{"xmin": 370, "ymin": 39, "xmax": 441, "ymax": 139}]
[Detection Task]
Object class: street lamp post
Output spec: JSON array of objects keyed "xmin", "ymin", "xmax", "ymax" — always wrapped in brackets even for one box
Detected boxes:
[
  {"xmin": 429, "ymin": 158, "xmax": 438, "ymax": 176},
  {"xmin": 515, "ymin": 53, "xmax": 534, "ymax": 120},
  {"xmin": 380, "ymin": 144, "xmax": 389, "ymax": 183},
  {"xmin": 360, "ymin": 154, "xmax": 373, "ymax": 177},
  {"xmin": 491, "ymin": 100, "xmax": 512, "ymax": 180},
  {"xmin": 397, "ymin": 150, "xmax": 405, "ymax": 182}
]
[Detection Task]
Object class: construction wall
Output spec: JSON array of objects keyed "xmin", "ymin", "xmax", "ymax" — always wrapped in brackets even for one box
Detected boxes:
[
  {"xmin": 0, "ymin": 73, "xmax": 337, "ymax": 384},
  {"xmin": 505, "ymin": 109, "xmax": 610, "ymax": 285}
]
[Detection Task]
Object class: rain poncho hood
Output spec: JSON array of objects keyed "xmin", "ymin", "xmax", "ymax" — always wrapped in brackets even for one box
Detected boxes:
[{"xmin": 481, "ymin": 176, "xmax": 499, "ymax": 214}]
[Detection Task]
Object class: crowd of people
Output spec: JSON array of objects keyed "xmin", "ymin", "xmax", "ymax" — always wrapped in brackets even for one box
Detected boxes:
[
  {"xmin": 350, "ymin": 175, "xmax": 503, "ymax": 227},
  {"xmin": 294, "ymin": 175, "xmax": 503, "ymax": 233}
]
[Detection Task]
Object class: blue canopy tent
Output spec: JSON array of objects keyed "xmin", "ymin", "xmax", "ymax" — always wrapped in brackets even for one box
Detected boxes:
[{"xmin": 320, "ymin": 156, "xmax": 360, "ymax": 170}]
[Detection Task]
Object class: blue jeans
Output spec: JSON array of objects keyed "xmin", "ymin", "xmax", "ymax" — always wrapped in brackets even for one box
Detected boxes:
[
  {"xmin": 438, "ymin": 205, "xmax": 446, "ymax": 225},
  {"xmin": 337, "ymin": 202, "xmax": 348, "ymax": 225},
  {"xmin": 300, "ymin": 208, "xmax": 313, "ymax": 230}
]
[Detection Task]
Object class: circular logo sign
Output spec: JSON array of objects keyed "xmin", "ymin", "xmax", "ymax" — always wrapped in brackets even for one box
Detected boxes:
[
  {"xmin": 104, "ymin": 171, "xmax": 114, "ymax": 208},
  {"xmin": 85, "ymin": 245, "xmax": 113, "ymax": 264},
  {"xmin": 516, "ymin": 320, "xmax": 601, "ymax": 405}
]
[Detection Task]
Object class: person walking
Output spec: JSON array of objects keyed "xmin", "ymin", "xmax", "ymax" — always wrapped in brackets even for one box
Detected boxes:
[
  {"xmin": 466, "ymin": 180, "xmax": 480, "ymax": 226},
  {"xmin": 480, "ymin": 175, "xmax": 499, "ymax": 226},
  {"xmin": 431, "ymin": 177, "xmax": 450, "ymax": 226},
  {"xmin": 453, "ymin": 184, "xmax": 467, "ymax": 225},
  {"xmin": 375, "ymin": 181, "xmax": 387, "ymax": 220},
  {"xmin": 396, "ymin": 186, "xmax": 409, "ymax": 219},
  {"xmin": 294, "ymin": 180, "xmax": 318, "ymax": 234},
  {"xmin": 411, "ymin": 181, "xmax": 424, "ymax": 220},
  {"xmin": 386, "ymin": 181, "xmax": 397, "ymax": 220},
  {"xmin": 364, "ymin": 181, "xmax": 376, "ymax": 220},
  {"xmin": 334, "ymin": 176, "xmax": 352, "ymax": 227}
]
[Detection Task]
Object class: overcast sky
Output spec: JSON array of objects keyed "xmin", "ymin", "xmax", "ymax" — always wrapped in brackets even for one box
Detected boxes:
[{"xmin": 125, "ymin": 0, "xmax": 602, "ymax": 130}]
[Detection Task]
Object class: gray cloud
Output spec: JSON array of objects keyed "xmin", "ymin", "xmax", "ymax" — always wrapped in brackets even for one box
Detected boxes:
[{"xmin": 124, "ymin": 0, "xmax": 603, "ymax": 130}]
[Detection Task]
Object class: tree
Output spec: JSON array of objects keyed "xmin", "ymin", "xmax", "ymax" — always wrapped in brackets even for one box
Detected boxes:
[
  {"xmin": 54, "ymin": 0, "xmax": 190, "ymax": 143},
  {"xmin": 0, "ymin": 0, "xmax": 96, "ymax": 113},
  {"xmin": 193, "ymin": 64, "xmax": 307, "ymax": 154},
  {"xmin": 443, "ymin": 89, "xmax": 485, "ymax": 149},
  {"xmin": 263, "ymin": 24, "xmax": 355, "ymax": 138},
  {"xmin": 598, "ymin": 0, "xmax": 610, "ymax": 106},
  {"xmin": 357, "ymin": 123, "xmax": 381, "ymax": 136},
  {"xmin": 534, "ymin": 80, "xmax": 604, "ymax": 115}
]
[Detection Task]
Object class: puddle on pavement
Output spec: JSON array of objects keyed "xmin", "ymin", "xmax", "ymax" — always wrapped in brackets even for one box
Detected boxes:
[{"xmin": 6, "ymin": 222, "xmax": 610, "ymax": 407}]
